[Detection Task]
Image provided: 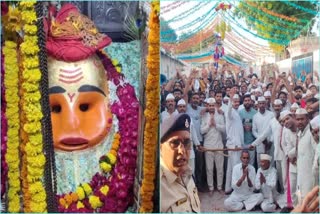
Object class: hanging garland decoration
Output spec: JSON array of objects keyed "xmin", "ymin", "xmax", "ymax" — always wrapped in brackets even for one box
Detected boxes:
[
  {"xmin": 223, "ymin": 41, "xmax": 256, "ymax": 60},
  {"xmin": 18, "ymin": 1, "xmax": 48, "ymax": 212},
  {"xmin": 161, "ymin": 12, "xmax": 218, "ymax": 43},
  {"xmin": 161, "ymin": 18, "xmax": 218, "ymax": 53},
  {"xmin": 248, "ymin": 1, "xmax": 310, "ymax": 23},
  {"xmin": 161, "ymin": 1, "xmax": 187, "ymax": 14},
  {"xmin": 225, "ymin": 10, "xmax": 296, "ymax": 41},
  {"xmin": 160, "ymin": 0, "xmax": 181, "ymax": 9},
  {"xmin": 224, "ymin": 9, "xmax": 313, "ymax": 46},
  {"xmin": 226, "ymin": 32, "xmax": 272, "ymax": 54},
  {"xmin": 238, "ymin": 0, "xmax": 304, "ymax": 29},
  {"xmin": 283, "ymin": 1, "xmax": 318, "ymax": 16},
  {"xmin": 228, "ymin": 27, "xmax": 273, "ymax": 51},
  {"xmin": 3, "ymin": 40, "xmax": 21, "ymax": 213},
  {"xmin": 222, "ymin": 12, "xmax": 289, "ymax": 45},
  {"xmin": 139, "ymin": 0, "xmax": 159, "ymax": 212},
  {"xmin": 161, "ymin": 1, "xmax": 211, "ymax": 25},
  {"xmin": 224, "ymin": 34, "xmax": 260, "ymax": 58},
  {"xmin": 161, "ymin": 6, "xmax": 218, "ymax": 35},
  {"xmin": 1, "ymin": 45, "xmax": 8, "ymax": 201}
]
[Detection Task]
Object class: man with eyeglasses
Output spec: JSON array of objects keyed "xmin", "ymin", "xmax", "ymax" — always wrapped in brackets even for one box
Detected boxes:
[
  {"xmin": 160, "ymin": 113, "xmax": 201, "ymax": 213},
  {"xmin": 224, "ymin": 150, "xmax": 263, "ymax": 212}
]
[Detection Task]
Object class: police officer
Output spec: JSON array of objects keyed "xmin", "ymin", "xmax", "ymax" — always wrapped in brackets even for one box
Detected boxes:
[{"xmin": 160, "ymin": 113, "xmax": 201, "ymax": 213}]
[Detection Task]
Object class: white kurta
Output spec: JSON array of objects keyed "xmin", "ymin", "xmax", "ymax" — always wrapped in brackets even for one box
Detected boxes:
[
  {"xmin": 255, "ymin": 166, "xmax": 286, "ymax": 212},
  {"xmin": 282, "ymin": 127, "xmax": 298, "ymax": 205},
  {"xmin": 224, "ymin": 163, "xmax": 264, "ymax": 211},
  {"xmin": 201, "ymin": 112, "xmax": 226, "ymax": 191},
  {"xmin": 189, "ymin": 119, "xmax": 200, "ymax": 175},
  {"xmin": 312, "ymin": 140, "xmax": 319, "ymax": 187},
  {"xmin": 252, "ymin": 110, "xmax": 274, "ymax": 166},
  {"xmin": 161, "ymin": 109, "xmax": 178, "ymax": 123},
  {"xmin": 225, "ymin": 101, "xmax": 244, "ymax": 192},
  {"xmin": 251, "ymin": 117, "xmax": 285, "ymax": 189},
  {"xmin": 297, "ymin": 124, "xmax": 316, "ymax": 200}
]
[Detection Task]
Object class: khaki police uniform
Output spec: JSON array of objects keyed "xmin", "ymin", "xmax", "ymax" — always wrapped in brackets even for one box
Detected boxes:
[{"xmin": 160, "ymin": 158, "xmax": 201, "ymax": 213}]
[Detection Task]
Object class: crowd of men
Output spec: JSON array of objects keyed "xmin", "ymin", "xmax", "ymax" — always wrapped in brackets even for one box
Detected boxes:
[{"xmin": 160, "ymin": 64, "xmax": 319, "ymax": 212}]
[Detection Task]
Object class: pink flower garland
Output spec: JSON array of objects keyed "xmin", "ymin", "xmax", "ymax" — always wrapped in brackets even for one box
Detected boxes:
[
  {"xmin": 57, "ymin": 51, "xmax": 139, "ymax": 212},
  {"xmin": 1, "ymin": 47, "xmax": 8, "ymax": 198}
]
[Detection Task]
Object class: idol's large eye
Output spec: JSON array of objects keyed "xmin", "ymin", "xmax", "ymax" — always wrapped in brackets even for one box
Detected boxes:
[
  {"xmin": 51, "ymin": 105, "xmax": 62, "ymax": 113},
  {"xmin": 79, "ymin": 103, "xmax": 89, "ymax": 112}
]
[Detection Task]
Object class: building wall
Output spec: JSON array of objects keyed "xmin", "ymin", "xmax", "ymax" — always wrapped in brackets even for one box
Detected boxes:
[
  {"xmin": 160, "ymin": 53, "xmax": 184, "ymax": 80},
  {"xmin": 276, "ymin": 49, "xmax": 319, "ymax": 78}
]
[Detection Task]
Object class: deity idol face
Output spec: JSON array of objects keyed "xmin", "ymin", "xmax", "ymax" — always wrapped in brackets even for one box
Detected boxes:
[{"xmin": 48, "ymin": 55, "xmax": 112, "ymax": 151}]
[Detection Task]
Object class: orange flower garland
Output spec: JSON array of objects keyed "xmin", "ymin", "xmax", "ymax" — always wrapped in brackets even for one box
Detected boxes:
[{"xmin": 139, "ymin": 1, "xmax": 160, "ymax": 212}]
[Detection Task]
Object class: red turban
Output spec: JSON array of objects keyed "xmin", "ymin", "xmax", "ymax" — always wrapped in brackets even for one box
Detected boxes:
[{"xmin": 46, "ymin": 3, "xmax": 112, "ymax": 62}]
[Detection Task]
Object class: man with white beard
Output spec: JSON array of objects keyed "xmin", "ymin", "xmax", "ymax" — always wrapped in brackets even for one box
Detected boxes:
[
  {"xmin": 225, "ymin": 88, "xmax": 244, "ymax": 194},
  {"xmin": 295, "ymin": 108, "xmax": 316, "ymax": 201},
  {"xmin": 255, "ymin": 154, "xmax": 286, "ymax": 212},
  {"xmin": 252, "ymin": 96, "xmax": 274, "ymax": 168},
  {"xmin": 201, "ymin": 98, "xmax": 225, "ymax": 195},
  {"xmin": 224, "ymin": 150, "xmax": 263, "ymax": 211}
]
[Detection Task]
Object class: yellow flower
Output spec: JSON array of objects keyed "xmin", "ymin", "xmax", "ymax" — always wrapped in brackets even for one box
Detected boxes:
[
  {"xmin": 8, "ymin": 197, "xmax": 20, "ymax": 212},
  {"xmin": 2, "ymin": 6, "xmax": 22, "ymax": 32},
  {"xmin": 89, "ymin": 195, "xmax": 103, "ymax": 209},
  {"xmin": 19, "ymin": 1, "xmax": 36, "ymax": 9},
  {"xmin": 30, "ymin": 201, "xmax": 47, "ymax": 212},
  {"xmin": 23, "ymin": 68, "xmax": 41, "ymax": 82},
  {"xmin": 106, "ymin": 153, "xmax": 116, "ymax": 165},
  {"xmin": 100, "ymin": 162, "xmax": 112, "ymax": 173},
  {"xmin": 31, "ymin": 190, "xmax": 46, "ymax": 203},
  {"xmin": 77, "ymin": 201, "xmax": 85, "ymax": 209},
  {"xmin": 82, "ymin": 183, "xmax": 92, "ymax": 195},
  {"xmin": 29, "ymin": 181, "xmax": 44, "ymax": 195},
  {"xmin": 100, "ymin": 185, "xmax": 109, "ymax": 196},
  {"xmin": 76, "ymin": 186, "xmax": 85, "ymax": 200},
  {"xmin": 21, "ymin": 10, "xmax": 37, "ymax": 24}
]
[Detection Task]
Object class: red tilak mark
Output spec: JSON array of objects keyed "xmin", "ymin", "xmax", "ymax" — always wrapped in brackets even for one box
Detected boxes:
[
  {"xmin": 59, "ymin": 72, "xmax": 83, "ymax": 79},
  {"xmin": 59, "ymin": 67, "xmax": 82, "ymax": 74},
  {"xmin": 59, "ymin": 76, "xmax": 84, "ymax": 84},
  {"xmin": 67, "ymin": 93, "xmax": 75, "ymax": 102}
]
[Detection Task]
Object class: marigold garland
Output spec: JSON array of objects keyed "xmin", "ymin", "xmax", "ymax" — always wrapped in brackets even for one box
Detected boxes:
[
  {"xmin": 18, "ymin": 1, "xmax": 47, "ymax": 212},
  {"xmin": 139, "ymin": 1, "xmax": 160, "ymax": 212},
  {"xmin": 3, "ymin": 40, "xmax": 21, "ymax": 213}
]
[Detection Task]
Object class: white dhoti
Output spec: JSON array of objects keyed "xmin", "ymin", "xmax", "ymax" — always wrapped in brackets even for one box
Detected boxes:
[
  {"xmin": 276, "ymin": 160, "xmax": 287, "ymax": 193},
  {"xmin": 224, "ymin": 193, "xmax": 264, "ymax": 211},
  {"xmin": 225, "ymin": 150, "xmax": 241, "ymax": 192},
  {"xmin": 205, "ymin": 151, "xmax": 224, "ymax": 191}
]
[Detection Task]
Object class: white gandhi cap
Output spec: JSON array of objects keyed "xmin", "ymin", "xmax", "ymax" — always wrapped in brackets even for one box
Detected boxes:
[
  {"xmin": 260, "ymin": 154, "xmax": 272, "ymax": 161},
  {"xmin": 166, "ymin": 93, "xmax": 175, "ymax": 100}
]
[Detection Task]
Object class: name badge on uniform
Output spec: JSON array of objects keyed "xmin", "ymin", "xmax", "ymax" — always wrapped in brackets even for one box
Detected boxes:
[{"xmin": 176, "ymin": 197, "xmax": 188, "ymax": 206}]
